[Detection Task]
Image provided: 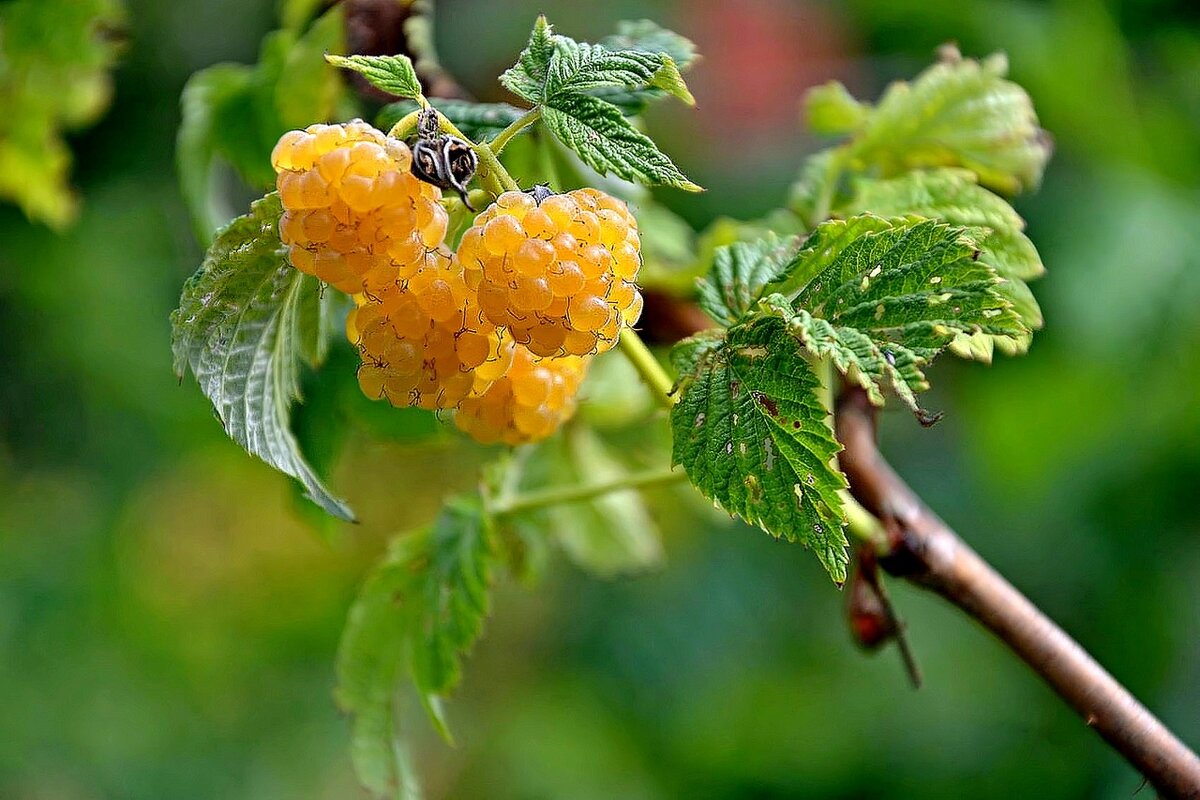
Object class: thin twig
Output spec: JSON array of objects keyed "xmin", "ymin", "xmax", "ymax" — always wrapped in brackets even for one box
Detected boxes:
[
  {"xmin": 834, "ymin": 384, "xmax": 1200, "ymax": 799},
  {"xmin": 494, "ymin": 468, "xmax": 685, "ymax": 517}
]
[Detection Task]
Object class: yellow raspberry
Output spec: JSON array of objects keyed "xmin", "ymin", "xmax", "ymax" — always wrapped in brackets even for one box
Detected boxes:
[
  {"xmin": 454, "ymin": 345, "xmax": 590, "ymax": 445},
  {"xmin": 346, "ymin": 248, "xmax": 514, "ymax": 410},
  {"xmin": 456, "ymin": 188, "xmax": 643, "ymax": 358},
  {"xmin": 272, "ymin": 121, "xmax": 448, "ymax": 294}
]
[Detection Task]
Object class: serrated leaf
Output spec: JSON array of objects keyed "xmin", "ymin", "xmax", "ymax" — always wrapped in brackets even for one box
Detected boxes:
[
  {"xmin": 805, "ymin": 81, "xmax": 870, "ymax": 136},
  {"xmin": 844, "ymin": 168, "xmax": 1044, "ymax": 359},
  {"xmin": 541, "ymin": 93, "xmax": 700, "ymax": 191},
  {"xmin": 763, "ymin": 296, "xmax": 929, "ymax": 416},
  {"xmin": 326, "ymin": 53, "xmax": 422, "ymax": 100},
  {"xmin": 539, "ymin": 428, "xmax": 664, "ymax": 577},
  {"xmin": 0, "ymin": 0, "xmax": 123, "ymax": 227},
  {"xmin": 846, "ymin": 169, "xmax": 1044, "ymax": 283},
  {"xmin": 845, "ymin": 52, "xmax": 1049, "ymax": 196},
  {"xmin": 336, "ymin": 499, "xmax": 495, "ymax": 795},
  {"xmin": 170, "ymin": 193, "xmax": 353, "ymax": 521},
  {"xmin": 378, "ymin": 98, "xmax": 526, "ymax": 142},
  {"xmin": 545, "ymin": 40, "xmax": 694, "ymax": 106},
  {"xmin": 604, "ymin": 19, "xmax": 698, "ymax": 67},
  {"xmin": 597, "ymin": 20, "xmax": 698, "ymax": 114},
  {"xmin": 696, "ymin": 235, "xmax": 799, "ymax": 326},
  {"xmin": 500, "ymin": 14, "xmax": 555, "ymax": 103},
  {"xmin": 671, "ymin": 319, "xmax": 849, "ymax": 583},
  {"xmin": 771, "ymin": 215, "xmax": 1027, "ymax": 360}
]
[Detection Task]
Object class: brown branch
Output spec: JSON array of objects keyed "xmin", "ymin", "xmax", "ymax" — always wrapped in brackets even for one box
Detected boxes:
[
  {"xmin": 835, "ymin": 384, "xmax": 1200, "ymax": 799},
  {"xmin": 638, "ymin": 293, "xmax": 1200, "ymax": 794}
]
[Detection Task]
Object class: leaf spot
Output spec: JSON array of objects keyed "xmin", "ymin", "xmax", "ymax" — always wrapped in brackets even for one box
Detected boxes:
[{"xmin": 751, "ymin": 390, "xmax": 779, "ymax": 418}]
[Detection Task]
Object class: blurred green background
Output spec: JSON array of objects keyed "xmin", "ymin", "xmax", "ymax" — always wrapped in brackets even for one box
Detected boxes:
[{"xmin": 1, "ymin": 0, "xmax": 1198, "ymax": 798}]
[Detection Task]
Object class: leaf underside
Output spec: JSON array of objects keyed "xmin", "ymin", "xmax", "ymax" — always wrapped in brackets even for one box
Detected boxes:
[
  {"xmin": 336, "ymin": 499, "xmax": 494, "ymax": 796},
  {"xmin": 170, "ymin": 193, "xmax": 353, "ymax": 520}
]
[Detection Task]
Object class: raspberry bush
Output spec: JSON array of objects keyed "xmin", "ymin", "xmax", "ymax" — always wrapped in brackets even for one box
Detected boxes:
[{"xmin": 169, "ymin": 9, "xmax": 1193, "ymax": 798}]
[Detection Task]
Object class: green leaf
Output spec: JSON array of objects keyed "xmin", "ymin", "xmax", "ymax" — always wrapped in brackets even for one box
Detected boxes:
[
  {"xmin": 843, "ymin": 168, "xmax": 1044, "ymax": 359},
  {"xmin": 170, "ymin": 193, "xmax": 354, "ymax": 521},
  {"xmin": 0, "ymin": 0, "xmax": 124, "ymax": 227},
  {"xmin": 378, "ymin": 98, "xmax": 526, "ymax": 142},
  {"xmin": 545, "ymin": 39, "xmax": 694, "ymax": 106},
  {"xmin": 603, "ymin": 19, "xmax": 699, "ymax": 69},
  {"xmin": 761, "ymin": 296, "xmax": 930, "ymax": 418},
  {"xmin": 177, "ymin": 64, "xmax": 254, "ymax": 242},
  {"xmin": 326, "ymin": 53, "xmax": 422, "ymax": 100},
  {"xmin": 805, "ymin": 81, "xmax": 870, "ymax": 136},
  {"xmin": 696, "ymin": 235, "xmax": 799, "ymax": 326},
  {"xmin": 771, "ymin": 215, "xmax": 1027, "ymax": 359},
  {"xmin": 671, "ymin": 319, "xmax": 849, "ymax": 583},
  {"xmin": 541, "ymin": 93, "xmax": 700, "ymax": 191},
  {"xmin": 596, "ymin": 20, "xmax": 698, "ymax": 113},
  {"xmin": 277, "ymin": 6, "xmax": 344, "ymax": 127},
  {"xmin": 176, "ymin": 11, "xmax": 344, "ymax": 240},
  {"xmin": 281, "ymin": 0, "xmax": 326, "ymax": 30},
  {"xmin": 500, "ymin": 14, "xmax": 556, "ymax": 103},
  {"xmin": 844, "ymin": 52, "xmax": 1050, "ymax": 196},
  {"xmin": 336, "ymin": 499, "xmax": 495, "ymax": 795},
  {"xmin": 501, "ymin": 16, "xmax": 695, "ymax": 111},
  {"xmin": 538, "ymin": 428, "xmax": 664, "ymax": 577},
  {"xmin": 845, "ymin": 169, "xmax": 1044, "ymax": 283}
]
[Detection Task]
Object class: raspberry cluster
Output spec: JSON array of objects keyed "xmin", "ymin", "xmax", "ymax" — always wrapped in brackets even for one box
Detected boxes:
[
  {"xmin": 271, "ymin": 126, "xmax": 643, "ymax": 444},
  {"xmin": 457, "ymin": 189, "xmax": 643, "ymax": 357},
  {"xmin": 345, "ymin": 247, "xmax": 514, "ymax": 410},
  {"xmin": 454, "ymin": 346, "xmax": 590, "ymax": 445},
  {"xmin": 272, "ymin": 121, "xmax": 449, "ymax": 294}
]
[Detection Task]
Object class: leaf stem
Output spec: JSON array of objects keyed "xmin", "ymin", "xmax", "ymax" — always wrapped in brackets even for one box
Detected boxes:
[
  {"xmin": 618, "ymin": 328, "xmax": 676, "ymax": 409},
  {"xmin": 386, "ymin": 109, "xmax": 423, "ymax": 140},
  {"xmin": 843, "ymin": 494, "xmax": 887, "ymax": 549},
  {"xmin": 489, "ymin": 108, "xmax": 541, "ymax": 155},
  {"xmin": 494, "ymin": 468, "xmax": 685, "ymax": 517}
]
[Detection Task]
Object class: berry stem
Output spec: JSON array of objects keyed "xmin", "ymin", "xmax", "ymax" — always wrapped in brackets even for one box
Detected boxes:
[
  {"xmin": 387, "ymin": 106, "xmax": 521, "ymax": 194},
  {"xmin": 429, "ymin": 115, "xmax": 520, "ymax": 193},
  {"xmin": 493, "ymin": 468, "xmax": 686, "ymax": 517},
  {"xmin": 488, "ymin": 108, "xmax": 541, "ymax": 155},
  {"xmin": 618, "ymin": 328, "xmax": 676, "ymax": 409}
]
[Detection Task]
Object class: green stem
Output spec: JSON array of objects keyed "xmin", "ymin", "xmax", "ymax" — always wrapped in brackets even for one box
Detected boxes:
[
  {"xmin": 489, "ymin": 108, "xmax": 541, "ymax": 156},
  {"xmin": 386, "ymin": 109, "xmax": 423, "ymax": 140},
  {"xmin": 844, "ymin": 493, "xmax": 887, "ymax": 549},
  {"xmin": 494, "ymin": 468, "xmax": 686, "ymax": 517},
  {"xmin": 387, "ymin": 105, "xmax": 520, "ymax": 195},
  {"xmin": 619, "ymin": 328, "xmax": 676, "ymax": 409}
]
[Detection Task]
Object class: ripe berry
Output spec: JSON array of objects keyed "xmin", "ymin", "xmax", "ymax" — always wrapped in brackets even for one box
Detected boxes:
[
  {"xmin": 346, "ymin": 247, "xmax": 514, "ymax": 410},
  {"xmin": 272, "ymin": 121, "xmax": 449, "ymax": 294},
  {"xmin": 456, "ymin": 188, "xmax": 642, "ymax": 358},
  {"xmin": 454, "ymin": 346, "xmax": 590, "ymax": 445}
]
